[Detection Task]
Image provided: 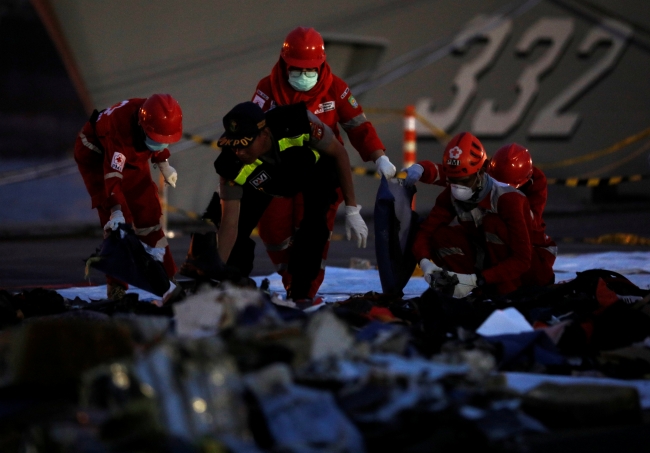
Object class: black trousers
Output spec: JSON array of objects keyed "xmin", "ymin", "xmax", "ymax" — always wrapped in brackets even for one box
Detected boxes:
[{"xmin": 227, "ymin": 177, "xmax": 339, "ymax": 299}]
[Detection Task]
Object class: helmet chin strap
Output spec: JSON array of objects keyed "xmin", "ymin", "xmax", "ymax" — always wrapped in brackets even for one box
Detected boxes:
[{"xmin": 467, "ymin": 172, "xmax": 487, "ymax": 203}]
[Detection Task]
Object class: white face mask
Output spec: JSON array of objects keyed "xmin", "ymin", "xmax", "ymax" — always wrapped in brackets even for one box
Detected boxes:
[
  {"xmin": 288, "ymin": 72, "xmax": 318, "ymax": 92},
  {"xmin": 145, "ymin": 135, "xmax": 169, "ymax": 152},
  {"xmin": 450, "ymin": 184, "xmax": 475, "ymax": 201}
]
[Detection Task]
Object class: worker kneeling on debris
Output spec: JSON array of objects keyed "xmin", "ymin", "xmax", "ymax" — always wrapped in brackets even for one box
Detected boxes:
[
  {"xmin": 413, "ymin": 132, "xmax": 534, "ymax": 298},
  {"xmin": 209, "ymin": 101, "xmax": 367, "ymax": 302}
]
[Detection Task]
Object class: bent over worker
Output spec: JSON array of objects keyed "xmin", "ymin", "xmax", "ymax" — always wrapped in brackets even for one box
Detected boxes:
[
  {"xmin": 74, "ymin": 94, "xmax": 182, "ymax": 300},
  {"xmin": 413, "ymin": 132, "xmax": 534, "ymax": 297},
  {"xmin": 406, "ymin": 142, "xmax": 556, "ymax": 289},
  {"xmin": 487, "ymin": 143, "xmax": 557, "ymax": 286},
  {"xmin": 245, "ymin": 26, "xmax": 396, "ymax": 298},
  {"xmin": 214, "ymin": 101, "xmax": 368, "ymax": 302}
]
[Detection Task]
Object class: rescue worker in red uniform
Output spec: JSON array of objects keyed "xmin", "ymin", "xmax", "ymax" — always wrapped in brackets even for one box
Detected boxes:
[
  {"xmin": 405, "ymin": 143, "xmax": 556, "ymax": 287},
  {"xmin": 412, "ymin": 133, "xmax": 533, "ymax": 297},
  {"xmin": 244, "ymin": 26, "xmax": 396, "ymax": 298},
  {"xmin": 74, "ymin": 94, "xmax": 182, "ymax": 299},
  {"xmin": 214, "ymin": 101, "xmax": 367, "ymax": 302},
  {"xmin": 487, "ymin": 143, "xmax": 557, "ymax": 286}
]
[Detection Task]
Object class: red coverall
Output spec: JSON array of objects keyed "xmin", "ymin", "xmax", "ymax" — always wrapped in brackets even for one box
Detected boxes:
[
  {"xmin": 251, "ymin": 59, "xmax": 385, "ymax": 297},
  {"xmin": 518, "ymin": 166, "xmax": 557, "ymax": 285},
  {"xmin": 412, "ymin": 177, "xmax": 533, "ymax": 295},
  {"xmin": 74, "ymin": 98, "xmax": 177, "ymax": 285},
  {"xmin": 418, "ymin": 161, "xmax": 556, "ymax": 286}
]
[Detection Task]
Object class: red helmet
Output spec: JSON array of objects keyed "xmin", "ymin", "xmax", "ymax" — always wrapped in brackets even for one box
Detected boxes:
[
  {"xmin": 138, "ymin": 93, "xmax": 183, "ymax": 143},
  {"xmin": 487, "ymin": 143, "xmax": 533, "ymax": 188},
  {"xmin": 280, "ymin": 26, "xmax": 326, "ymax": 68},
  {"xmin": 442, "ymin": 132, "xmax": 487, "ymax": 178}
]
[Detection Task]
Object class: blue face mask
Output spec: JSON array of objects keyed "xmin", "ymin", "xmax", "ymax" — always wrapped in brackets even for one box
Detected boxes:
[
  {"xmin": 288, "ymin": 72, "xmax": 318, "ymax": 92},
  {"xmin": 144, "ymin": 135, "xmax": 169, "ymax": 152}
]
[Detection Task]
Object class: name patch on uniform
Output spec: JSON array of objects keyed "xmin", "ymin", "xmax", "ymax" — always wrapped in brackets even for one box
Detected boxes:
[
  {"xmin": 340, "ymin": 87, "xmax": 350, "ymax": 99},
  {"xmin": 348, "ymin": 96, "xmax": 359, "ymax": 108},
  {"xmin": 256, "ymin": 89, "xmax": 269, "ymax": 100},
  {"xmin": 250, "ymin": 171, "xmax": 270, "ymax": 188},
  {"xmin": 314, "ymin": 101, "xmax": 335, "ymax": 114},
  {"xmin": 252, "ymin": 95, "xmax": 266, "ymax": 109},
  {"xmin": 111, "ymin": 152, "xmax": 126, "ymax": 172}
]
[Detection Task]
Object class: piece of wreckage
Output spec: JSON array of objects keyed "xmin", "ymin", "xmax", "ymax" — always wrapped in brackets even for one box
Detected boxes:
[
  {"xmin": 1, "ymin": 272, "xmax": 650, "ymax": 451},
  {"xmin": 0, "ymin": 183, "xmax": 650, "ymax": 450},
  {"xmin": 85, "ymin": 224, "xmax": 255, "ymax": 304},
  {"xmin": 84, "ymin": 224, "xmax": 179, "ymax": 302}
]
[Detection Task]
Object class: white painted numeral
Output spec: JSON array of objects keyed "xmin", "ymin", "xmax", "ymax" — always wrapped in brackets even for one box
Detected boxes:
[
  {"xmin": 415, "ymin": 16, "xmax": 512, "ymax": 136},
  {"xmin": 528, "ymin": 19, "xmax": 632, "ymax": 137},
  {"xmin": 472, "ymin": 17, "xmax": 574, "ymax": 137}
]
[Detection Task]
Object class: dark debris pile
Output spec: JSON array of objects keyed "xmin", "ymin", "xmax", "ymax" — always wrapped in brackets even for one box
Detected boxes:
[{"xmin": 0, "ymin": 268, "xmax": 649, "ymax": 452}]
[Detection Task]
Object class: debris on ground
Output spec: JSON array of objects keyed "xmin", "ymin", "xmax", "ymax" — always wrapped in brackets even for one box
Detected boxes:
[{"xmin": 1, "ymin": 267, "xmax": 650, "ymax": 452}]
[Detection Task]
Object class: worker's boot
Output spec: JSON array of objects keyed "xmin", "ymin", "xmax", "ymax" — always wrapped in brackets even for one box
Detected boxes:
[{"xmin": 179, "ymin": 232, "xmax": 227, "ymax": 281}]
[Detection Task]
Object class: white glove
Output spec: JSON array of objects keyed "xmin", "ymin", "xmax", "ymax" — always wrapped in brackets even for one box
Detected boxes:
[
  {"xmin": 157, "ymin": 161, "xmax": 177, "ymax": 188},
  {"xmin": 402, "ymin": 164, "xmax": 424, "ymax": 187},
  {"xmin": 345, "ymin": 205, "xmax": 368, "ymax": 248},
  {"xmin": 104, "ymin": 210, "xmax": 125, "ymax": 231},
  {"xmin": 140, "ymin": 241, "xmax": 166, "ymax": 262},
  {"xmin": 447, "ymin": 271, "xmax": 478, "ymax": 298},
  {"xmin": 419, "ymin": 258, "xmax": 442, "ymax": 285},
  {"xmin": 375, "ymin": 155, "xmax": 396, "ymax": 179}
]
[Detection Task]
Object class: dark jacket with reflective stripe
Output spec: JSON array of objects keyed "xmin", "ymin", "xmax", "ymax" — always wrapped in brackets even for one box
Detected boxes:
[{"xmin": 214, "ymin": 103, "xmax": 337, "ymax": 198}]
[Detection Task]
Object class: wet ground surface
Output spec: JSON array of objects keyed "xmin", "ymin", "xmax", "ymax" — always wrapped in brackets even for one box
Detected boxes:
[{"xmin": 1, "ymin": 209, "xmax": 650, "ymax": 290}]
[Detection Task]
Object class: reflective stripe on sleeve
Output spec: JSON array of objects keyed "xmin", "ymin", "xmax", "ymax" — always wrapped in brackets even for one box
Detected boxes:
[
  {"xmin": 278, "ymin": 134, "xmax": 309, "ymax": 151},
  {"xmin": 233, "ymin": 133, "xmax": 319, "ymax": 185},
  {"xmin": 79, "ymin": 132, "xmax": 102, "ymax": 154},
  {"xmin": 340, "ymin": 113, "xmax": 369, "ymax": 131},
  {"xmin": 264, "ymin": 236, "xmax": 292, "ymax": 252},
  {"xmin": 485, "ymin": 232, "xmax": 505, "ymax": 245},
  {"xmin": 438, "ymin": 247, "xmax": 465, "ymax": 257},
  {"xmin": 234, "ymin": 160, "xmax": 263, "ymax": 185}
]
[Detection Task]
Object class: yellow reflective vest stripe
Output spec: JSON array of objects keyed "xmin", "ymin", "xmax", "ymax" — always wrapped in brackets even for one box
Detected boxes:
[{"xmin": 233, "ymin": 133, "xmax": 319, "ymax": 186}]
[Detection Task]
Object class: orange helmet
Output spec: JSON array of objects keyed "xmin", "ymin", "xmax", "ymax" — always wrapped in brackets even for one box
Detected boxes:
[
  {"xmin": 280, "ymin": 26, "xmax": 326, "ymax": 68},
  {"xmin": 442, "ymin": 132, "xmax": 487, "ymax": 178},
  {"xmin": 487, "ymin": 143, "xmax": 533, "ymax": 188},
  {"xmin": 138, "ymin": 94, "xmax": 183, "ymax": 143}
]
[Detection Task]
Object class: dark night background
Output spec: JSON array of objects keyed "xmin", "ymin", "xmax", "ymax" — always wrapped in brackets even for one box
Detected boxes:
[{"xmin": 0, "ymin": 0, "xmax": 86, "ymax": 161}]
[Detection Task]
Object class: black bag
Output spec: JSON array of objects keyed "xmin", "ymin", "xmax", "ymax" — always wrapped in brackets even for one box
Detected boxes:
[{"xmin": 86, "ymin": 224, "xmax": 170, "ymax": 296}]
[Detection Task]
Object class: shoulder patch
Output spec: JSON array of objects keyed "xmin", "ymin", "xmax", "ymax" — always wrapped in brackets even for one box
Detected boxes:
[
  {"xmin": 348, "ymin": 95, "xmax": 359, "ymax": 108},
  {"xmin": 310, "ymin": 121, "xmax": 324, "ymax": 141},
  {"xmin": 252, "ymin": 95, "xmax": 266, "ymax": 109},
  {"xmin": 340, "ymin": 87, "xmax": 350, "ymax": 99},
  {"xmin": 111, "ymin": 152, "xmax": 126, "ymax": 172}
]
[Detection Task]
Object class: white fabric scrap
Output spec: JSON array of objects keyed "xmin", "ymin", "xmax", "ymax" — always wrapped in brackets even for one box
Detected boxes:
[
  {"xmin": 476, "ymin": 307, "xmax": 534, "ymax": 337},
  {"xmin": 173, "ymin": 289, "xmax": 224, "ymax": 338}
]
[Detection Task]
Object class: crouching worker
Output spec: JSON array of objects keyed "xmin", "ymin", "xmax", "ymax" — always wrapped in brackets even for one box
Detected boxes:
[
  {"xmin": 74, "ymin": 94, "xmax": 182, "ymax": 300},
  {"xmin": 413, "ymin": 132, "xmax": 534, "ymax": 298},
  {"xmin": 487, "ymin": 143, "xmax": 557, "ymax": 286},
  {"xmin": 200, "ymin": 101, "xmax": 368, "ymax": 302}
]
